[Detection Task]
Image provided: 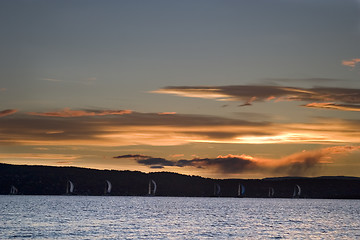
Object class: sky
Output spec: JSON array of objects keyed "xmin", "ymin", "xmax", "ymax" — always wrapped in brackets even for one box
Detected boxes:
[{"xmin": 1, "ymin": 0, "xmax": 360, "ymax": 179}]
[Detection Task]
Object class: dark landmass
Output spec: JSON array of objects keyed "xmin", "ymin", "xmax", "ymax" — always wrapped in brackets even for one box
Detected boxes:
[{"xmin": 1, "ymin": 163, "xmax": 359, "ymax": 199}]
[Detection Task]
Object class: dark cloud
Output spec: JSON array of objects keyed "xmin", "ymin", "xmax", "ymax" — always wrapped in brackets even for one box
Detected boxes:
[
  {"xmin": 0, "ymin": 117, "xmax": 105, "ymax": 143},
  {"xmin": 28, "ymin": 108, "xmax": 132, "ymax": 117},
  {"xmin": 114, "ymin": 154, "xmax": 256, "ymax": 173},
  {"xmin": 274, "ymin": 155, "xmax": 321, "ymax": 176},
  {"xmin": 177, "ymin": 157, "xmax": 256, "ymax": 173},
  {"xmin": 138, "ymin": 157, "xmax": 176, "ymax": 166},
  {"xmin": 149, "ymin": 166, "xmax": 165, "ymax": 169},
  {"xmin": 285, "ymin": 157, "xmax": 319, "ymax": 176},
  {"xmin": 117, "ymin": 146, "xmax": 359, "ymax": 176},
  {"xmin": 113, "ymin": 154, "xmax": 149, "ymax": 159},
  {"xmin": 153, "ymin": 85, "xmax": 360, "ymax": 111}
]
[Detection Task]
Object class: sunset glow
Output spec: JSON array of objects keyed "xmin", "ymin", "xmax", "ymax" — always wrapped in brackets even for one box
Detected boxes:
[{"xmin": 1, "ymin": 0, "xmax": 359, "ymax": 178}]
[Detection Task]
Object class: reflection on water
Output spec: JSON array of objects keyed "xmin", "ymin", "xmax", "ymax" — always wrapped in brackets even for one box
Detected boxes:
[{"xmin": 0, "ymin": 196, "xmax": 359, "ymax": 239}]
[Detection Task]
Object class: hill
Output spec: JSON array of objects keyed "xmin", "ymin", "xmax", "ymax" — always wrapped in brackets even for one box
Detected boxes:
[{"xmin": 1, "ymin": 163, "xmax": 359, "ymax": 199}]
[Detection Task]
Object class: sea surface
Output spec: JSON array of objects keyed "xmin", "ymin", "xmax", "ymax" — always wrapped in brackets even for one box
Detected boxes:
[{"xmin": 0, "ymin": 196, "xmax": 359, "ymax": 239}]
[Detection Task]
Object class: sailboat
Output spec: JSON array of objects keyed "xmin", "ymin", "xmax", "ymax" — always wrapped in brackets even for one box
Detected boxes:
[
  {"xmin": 104, "ymin": 180, "xmax": 112, "ymax": 195},
  {"xmin": 9, "ymin": 185, "xmax": 18, "ymax": 195},
  {"xmin": 237, "ymin": 183, "xmax": 245, "ymax": 198},
  {"xmin": 214, "ymin": 183, "xmax": 221, "ymax": 197},
  {"xmin": 268, "ymin": 187, "xmax": 275, "ymax": 198},
  {"xmin": 66, "ymin": 180, "xmax": 74, "ymax": 195},
  {"xmin": 292, "ymin": 184, "xmax": 301, "ymax": 198},
  {"xmin": 148, "ymin": 179, "xmax": 157, "ymax": 196}
]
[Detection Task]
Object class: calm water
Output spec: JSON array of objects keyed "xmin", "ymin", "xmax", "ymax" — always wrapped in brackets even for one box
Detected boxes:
[{"xmin": 0, "ymin": 196, "xmax": 359, "ymax": 239}]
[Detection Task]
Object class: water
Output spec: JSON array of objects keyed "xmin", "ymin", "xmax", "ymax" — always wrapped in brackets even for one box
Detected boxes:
[{"xmin": 0, "ymin": 196, "xmax": 359, "ymax": 239}]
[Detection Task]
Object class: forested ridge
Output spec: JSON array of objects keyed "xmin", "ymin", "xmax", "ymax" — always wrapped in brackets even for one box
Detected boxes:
[{"xmin": 1, "ymin": 163, "xmax": 359, "ymax": 199}]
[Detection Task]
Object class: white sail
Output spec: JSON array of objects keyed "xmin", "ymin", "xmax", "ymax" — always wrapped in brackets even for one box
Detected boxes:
[
  {"xmin": 237, "ymin": 184, "xmax": 245, "ymax": 197},
  {"xmin": 268, "ymin": 187, "xmax": 275, "ymax": 197},
  {"xmin": 297, "ymin": 185, "xmax": 301, "ymax": 196},
  {"xmin": 148, "ymin": 179, "xmax": 157, "ymax": 195},
  {"xmin": 148, "ymin": 180, "xmax": 152, "ymax": 195},
  {"xmin": 10, "ymin": 185, "xmax": 18, "ymax": 195},
  {"xmin": 292, "ymin": 184, "xmax": 301, "ymax": 198},
  {"xmin": 69, "ymin": 181, "xmax": 74, "ymax": 193},
  {"xmin": 105, "ymin": 180, "xmax": 112, "ymax": 194},
  {"xmin": 66, "ymin": 180, "xmax": 74, "ymax": 194},
  {"xmin": 151, "ymin": 180, "xmax": 157, "ymax": 195},
  {"xmin": 214, "ymin": 183, "xmax": 221, "ymax": 196}
]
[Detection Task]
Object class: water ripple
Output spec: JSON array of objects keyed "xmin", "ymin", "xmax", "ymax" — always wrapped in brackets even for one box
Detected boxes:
[{"xmin": 0, "ymin": 196, "xmax": 359, "ymax": 239}]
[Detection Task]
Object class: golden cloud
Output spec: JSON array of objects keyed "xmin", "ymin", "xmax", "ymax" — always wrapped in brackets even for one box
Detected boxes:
[
  {"xmin": 0, "ymin": 111, "xmax": 359, "ymax": 147},
  {"xmin": 304, "ymin": 102, "xmax": 360, "ymax": 112}
]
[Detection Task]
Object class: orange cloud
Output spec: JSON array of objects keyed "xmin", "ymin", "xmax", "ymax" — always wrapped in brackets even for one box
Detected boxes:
[
  {"xmin": 342, "ymin": 58, "xmax": 360, "ymax": 67},
  {"xmin": 270, "ymin": 146, "xmax": 359, "ymax": 171},
  {"xmin": 304, "ymin": 102, "xmax": 360, "ymax": 112},
  {"xmin": 0, "ymin": 109, "xmax": 17, "ymax": 117},
  {"xmin": 55, "ymin": 161, "xmax": 74, "ymax": 164},
  {"xmin": 158, "ymin": 112, "xmax": 177, "ymax": 115},
  {"xmin": 0, "ymin": 111, "xmax": 359, "ymax": 147},
  {"xmin": 28, "ymin": 108, "xmax": 132, "ymax": 117},
  {"xmin": 0, "ymin": 153, "xmax": 80, "ymax": 161},
  {"xmin": 0, "ymin": 153, "xmax": 83, "ymax": 167}
]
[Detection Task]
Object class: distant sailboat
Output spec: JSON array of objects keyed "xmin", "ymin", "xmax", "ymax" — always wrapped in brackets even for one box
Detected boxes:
[
  {"xmin": 292, "ymin": 184, "xmax": 301, "ymax": 198},
  {"xmin": 237, "ymin": 184, "xmax": 245, "ymax": 197},
  {"xmin": 66, "ymin": 180, "xmax": 74, "ymax": 195},
  {"xmin": 104, "ymin": 180, "xmax": 112, "ymax": 195},
  {"xmin": 214, "ymin": 183, "xmax": 221, "ymax": 197},
  {"xmin": 9, "ymin": 185, "xmax": 18, "ymax": 195},
  {"xmin": 268, "ymin": 187, "xmax": 275, "ymax": 198},
  {"xmin": 148, "ymin": 179, "xmax": 157, "ymax": 196}
]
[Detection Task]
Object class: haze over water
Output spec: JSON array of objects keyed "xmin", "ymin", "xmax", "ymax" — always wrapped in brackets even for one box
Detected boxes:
[{"xmin": 1, "ymin": 196, "xmax": 359, "ymax": 239}]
